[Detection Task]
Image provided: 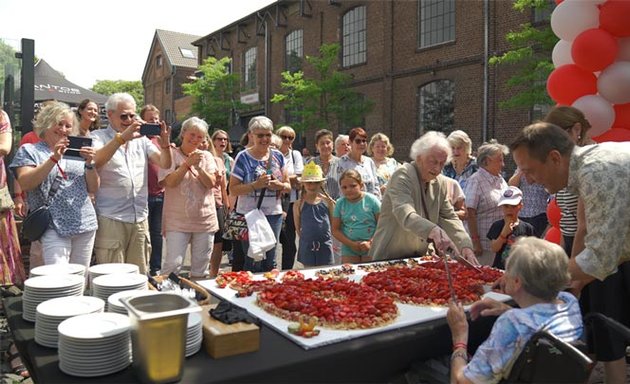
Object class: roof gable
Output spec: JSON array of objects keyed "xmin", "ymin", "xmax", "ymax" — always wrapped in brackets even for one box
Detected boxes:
[{"xmin": 142, "ymin": 29, "xmax": 201, "ymax": 82}]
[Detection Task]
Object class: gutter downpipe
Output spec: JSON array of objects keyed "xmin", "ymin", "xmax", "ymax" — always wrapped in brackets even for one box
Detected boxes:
[
  {"xmin": 265, "ymin": 17, "xmax": 271, "ymax": 115},
  {"xmin": 482, "ymin": 0, "xmax": 489, "ymax": 142}
]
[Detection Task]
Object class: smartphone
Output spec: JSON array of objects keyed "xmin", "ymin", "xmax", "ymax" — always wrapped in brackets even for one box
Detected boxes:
[
  {"xmin": 64, "ymin": 136, "xmax": 93, "ymax": 160},
  {"xmin": 140, "ymin": 123, "xmax": 161, "ymax": 136}
]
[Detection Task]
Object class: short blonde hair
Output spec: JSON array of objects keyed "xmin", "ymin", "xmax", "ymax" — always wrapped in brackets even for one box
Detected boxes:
[
  {"xmin": 275, "ymin": 125, "xmax": 295, "ymax": 138},
  {"xmin": 367, "ymin": 133, "xmax": 395, "ymax": 157},
  {"xmin": 34, "ymin": 101, "xmax": 77, "ymax": 138},
  {"xmin": 447, "ymin": 130, "xmax": 473, "ymax": 156}
]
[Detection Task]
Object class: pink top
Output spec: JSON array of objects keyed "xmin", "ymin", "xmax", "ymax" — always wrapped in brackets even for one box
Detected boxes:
[
  {"xmin": 0, "ymin": 110, "xmax": 10, "ymax": 186},
  {"xmin": 159, "ymin": 149, "xmax": 219, "ymax": 234},
  {"xmin": 212, "ymin": 155, "xmax": 225, "ymax": 207}
]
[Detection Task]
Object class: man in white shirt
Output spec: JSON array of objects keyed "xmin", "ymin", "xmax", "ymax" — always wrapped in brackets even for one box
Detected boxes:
[{"xmin": 91, "ymin": 93, "xmax": 172, "ymax": 274}]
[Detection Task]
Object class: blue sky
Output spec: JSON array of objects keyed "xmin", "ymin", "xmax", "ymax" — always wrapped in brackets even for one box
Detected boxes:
[{"xmin": 0, "ymin": 0, "xmax": 274, "ymax": 88}]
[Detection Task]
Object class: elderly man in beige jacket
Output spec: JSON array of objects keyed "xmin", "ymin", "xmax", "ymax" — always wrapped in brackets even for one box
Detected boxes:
[{"xmin": 369, "ymin": 131, "xmax": 477, "ymax": 263}]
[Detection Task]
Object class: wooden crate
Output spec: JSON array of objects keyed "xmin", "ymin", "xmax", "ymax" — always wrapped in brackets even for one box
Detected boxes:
[{"xmin": 201, "ymin": 304, "xmax": 260, "ymax": 359}]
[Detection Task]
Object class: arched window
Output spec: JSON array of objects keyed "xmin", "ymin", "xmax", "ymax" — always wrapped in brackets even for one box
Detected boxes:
[
  {"xmin": 285, "ymin": 29, "xmax": 303, "ymax": 73},
  {"xmin": 418, "ymin": 80, "xmax": 455, "ymax": 134},
  {"xmin": 342, "ymin": 6, "xmax": 367, "ymax": 67},
  {"xmin": 243, "ymin": 47, "xmax": 257, "ymax": 90},
  {"xmin": 418, "ymin": 0, "xmax": 455, "ymax": 48}
]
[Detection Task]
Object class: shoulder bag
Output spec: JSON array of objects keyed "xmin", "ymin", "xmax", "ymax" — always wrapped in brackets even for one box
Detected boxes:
[
  {"xmin": 22, "ymin": 175, "xmax": 62, "ymax": 241},
  {"xmin": 223, "ymin": 152, "xmax": 272, "ymax": 241}
]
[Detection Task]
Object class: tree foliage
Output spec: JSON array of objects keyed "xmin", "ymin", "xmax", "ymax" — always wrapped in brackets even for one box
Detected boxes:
[
  {"xmin": 271, "ymin": 43, "xmax": 373, "ymax": 132},
  {"xmin": 0, "ymin": 39, "xmax": 21, "ymax": 104},
  {"xmin": 91, "ymin": 80, "xmax": 144, "ymax": 107},
  {"xmin": 489, "ymin": 0, "xmax": 557, "ymax": 109},
  {"xmin": 182, "ymin": 56, "xmax": 246, "ymax": 130}
]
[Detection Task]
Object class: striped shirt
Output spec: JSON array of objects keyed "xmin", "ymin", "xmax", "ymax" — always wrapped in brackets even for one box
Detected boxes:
[{"xmin": 555, "ymin": 189, "xmax": 578, "ymax": 236}]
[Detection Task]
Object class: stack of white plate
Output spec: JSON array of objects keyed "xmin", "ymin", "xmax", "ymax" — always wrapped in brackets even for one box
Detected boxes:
[
  {"xmin": 107, "ymin": 289, "xmax": 160, "ymax": 314},
  {"xmin": 22, "ymin": 275, "xmax": 85, "ymax": 322},
  {"xmin": 186, "ymin": 312, "xmax": 203, "ymax": 357},
  {"xmin": 92, "ymin": 273, "xmax": 148, "ymax": 302},
  {"xmin": 35, "ymin": 296, "xmax": 105, "ymax": 348},
  {"xmin": 58, "ymin": 313, "xmax": 131, "ymax": 377},
  {"xmin": 30, "ymin": 263, "xmax": 86, "ymax": 278},
  {"xmin": 88, "ymin": 263, "xmax": 140, "ymax": 287}
]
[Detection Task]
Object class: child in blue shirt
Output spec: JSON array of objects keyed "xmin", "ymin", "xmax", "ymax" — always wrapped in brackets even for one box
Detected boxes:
[{"xmin": 332, "ymin": 169, "xmax": 381, "ymax": 264}]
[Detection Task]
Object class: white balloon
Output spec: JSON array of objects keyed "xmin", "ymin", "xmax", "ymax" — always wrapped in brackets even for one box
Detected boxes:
[
  {"xmin": 551, "ymin": 1, "xmax": 599, "ymax": 42},
  {"xmin": 552, "ymin": 40, "xmax": 574, "ymax": 68},
  {"xmin": 598, "ymin": 61, "xmax": 630, "ymax": 104},
  {"xmin": 618, "ymin": 37, "xmax": 630, "ymax": 62},
  {"xmin": 572, "ymin": 95, "xmax": 615, "ymax": 137}
]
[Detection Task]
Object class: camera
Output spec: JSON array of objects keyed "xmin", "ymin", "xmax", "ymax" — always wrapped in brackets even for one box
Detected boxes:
[
  {"xmin": 139, "ymin": 123, "xmax": 161, "ymax": 136},
  {"xmin": 64, "ymin": 136, "xmax": 93, "ymax": 160}
]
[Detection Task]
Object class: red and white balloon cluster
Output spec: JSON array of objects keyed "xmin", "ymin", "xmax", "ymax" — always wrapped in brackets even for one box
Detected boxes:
[{"xmin": 547, "ymin": 0, "xmax": 630, "ymax": 142}]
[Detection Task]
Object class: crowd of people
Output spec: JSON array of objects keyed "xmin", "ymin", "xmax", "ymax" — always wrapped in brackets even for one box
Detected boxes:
[{"xmin": 1, "ymin": 95, "xmax": 629, "ymax": 383}]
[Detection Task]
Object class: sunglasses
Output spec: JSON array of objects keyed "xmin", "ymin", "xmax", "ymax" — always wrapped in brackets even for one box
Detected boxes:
[
  {"xmin": 214, "ymin": 137, "xmax": 228, "ymax": 141},
  {"xmin": 280, "ymin": 135, "xmax": 295, "ymax": 141},
  {"xmin": 255, "ymin": 133, "xmax": 272, "ymax": 139},
  {"xmin": 119, "ymin": 113, "xmax": 136, "ymax": 121},
  {"xmin": 354, "ymin": 138, "xmax": 367, "ymax": 144}
]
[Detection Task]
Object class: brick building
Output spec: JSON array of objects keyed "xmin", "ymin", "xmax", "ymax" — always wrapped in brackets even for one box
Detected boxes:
[
  {"xmin": 192, "ymin": 0, "xmax": 550, "ymax": 161},
  {"xmin": 142, "ymin": 29, "xmax": 200, "ymax": 125}
]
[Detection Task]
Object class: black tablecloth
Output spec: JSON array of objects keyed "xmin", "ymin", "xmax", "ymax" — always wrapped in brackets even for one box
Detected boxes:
[{"xmin": 4, "ymin": 296, "xmax": 496, "ymax": 383}]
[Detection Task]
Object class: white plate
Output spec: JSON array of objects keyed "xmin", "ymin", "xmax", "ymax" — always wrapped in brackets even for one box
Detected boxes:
[
  {"xmin": 25, "ymin": 274, "xmax": 85, "ymax": 290},
  {"xmin": 37, "ymin": 296, "xmax": 104, "ymax": 318},
  {"xmin": 58, "ymin": 313, "xmax": 130, "ymax": 339},
  {"xmin": 30, "ymin": 263, "xmax": 86, "ymax": 277},
  {"xmin": 92, "ymin": 273, "xmax": 147, "ymax": 288},
  {"xmin": 89, "ymin": 263, "xmax": 139, "ymax": 276}
]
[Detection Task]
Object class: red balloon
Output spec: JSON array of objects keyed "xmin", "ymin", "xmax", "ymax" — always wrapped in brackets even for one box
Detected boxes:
[
  {"xmin": 547, "ymin": 65, "xmax": 598, "ymax": 105},
  {"xmin": 572, "ymin": 29, "xmax": 619, "ymax": 72},
  {"xmin": 592, "ymin": 128, "xmax": 630, "ymax": 143},
  {"xmin": 546, "ymin": 198, "xmax": 561, "ymax": 229},
  {"xmin": 600, "ymin": 0, "xmax": 630, "ymax": 37},
  {"xmin": 613, "ymin": 103, "xmax": 630, "ymax": 130},
  {"xmin": 544, "ymin": 227, "xmax": 562, "ymax": 245}
]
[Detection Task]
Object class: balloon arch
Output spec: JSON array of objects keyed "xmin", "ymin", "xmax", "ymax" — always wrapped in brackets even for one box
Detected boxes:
[
  {"xmin": 548, "ymin": 0, "xmax": 630, "ymax": 142},
  {"xmin": 545, "ymin": 0, "xmax": 630, "ymax": 244}
]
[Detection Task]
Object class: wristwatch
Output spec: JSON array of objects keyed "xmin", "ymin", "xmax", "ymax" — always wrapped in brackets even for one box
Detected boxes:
[{"xmin": 85, "ymin": 161, "xmax": 95, "ymax": 170}]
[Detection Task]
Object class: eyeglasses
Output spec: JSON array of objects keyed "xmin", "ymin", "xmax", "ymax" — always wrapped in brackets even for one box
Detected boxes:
[
  {"xmin": 255, "ymin": 133, "xmax": 272, "ymax": 139},
  {"xmin": 214, "ymin": 137, "xmax": 228, "ymax": 141},
  {"xmin": 119, "ymin": 113, "xmax": 136, "ymax": 121},
  {"xmin": 280, "ymin": 135, "xmax": 295, "ymax": 141},
  {"xmin": 354, "ymin": 138, "xmax": 367, "ymax": 144}
]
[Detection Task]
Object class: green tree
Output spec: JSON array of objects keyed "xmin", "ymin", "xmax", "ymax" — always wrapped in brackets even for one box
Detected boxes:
[
  {"xmin": 0, "ymin": 39, "xmax": 20, "ymax": 103},
  {"xmin": 489, "ymin": 0, "xmax": 558, "ymax": 109},
  {"xmin": 182, "ymin": 56, "xmax": 245, "ymax": 129},
  {"xmin": 271, "ymin": 43, "xmax": 374, "ymax": 132},
  {"xmin": 91, "ymin": 80, "xmax": 144, "ymax": 107}
]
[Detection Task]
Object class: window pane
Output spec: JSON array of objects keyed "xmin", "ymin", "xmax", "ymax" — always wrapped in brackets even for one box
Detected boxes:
[
  {"xmin": 419, "ymin": 0, "xmax": 455, "ymax": 48},
  {"xmin": 418, "ymin": 80, "xmax": 455, "ymax": 134},
  {"xmin": 342, "ymin": 6, "xmax": 367, "ymax": 67},
  {"xmin": 285, "ymin": 29, "xmax": 303, "ymax": 72},
  {"xmin": 244, "ymin": 47, "xmax": 257, "ymax": 89}
]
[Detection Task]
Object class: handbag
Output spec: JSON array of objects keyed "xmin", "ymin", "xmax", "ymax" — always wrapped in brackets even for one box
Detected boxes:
[
  {"xmin": 245, "ymin": 208, "xmax": 276, "ymax": 261},
  {"xmin": 223, "ymin": 152, "xmax": 273, "ymax": 241},
  {"xmin": 22, "ymin": 175, "xmax": 62, "ymax": 241},
  {"xmin": 22, "ymin": 205, "xmax": 52, "ymax": 241},
  {"xmin": 0, "ymin": 185, "xmax": 14, "ymax": 212}
]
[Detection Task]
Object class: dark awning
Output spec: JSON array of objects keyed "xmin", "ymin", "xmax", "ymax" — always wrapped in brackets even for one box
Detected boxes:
[{"xmin": 34, "ymin": 59, "xmax": 108, "ymax": 105}]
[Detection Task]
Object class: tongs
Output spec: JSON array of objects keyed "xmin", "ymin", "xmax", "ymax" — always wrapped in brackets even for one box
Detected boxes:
[
  {"xmin": 429, "ymin": 240, "xmax": 457, "ymax": 302},
  {"xmin": 452, "ymin": 251, "xmax": 483, "ymax": 274}
]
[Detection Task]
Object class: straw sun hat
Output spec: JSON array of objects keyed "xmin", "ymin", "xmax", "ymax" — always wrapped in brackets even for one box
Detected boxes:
[{"xmin": 298, "ymin": 161, "xmax": 326, "ymax": 183}]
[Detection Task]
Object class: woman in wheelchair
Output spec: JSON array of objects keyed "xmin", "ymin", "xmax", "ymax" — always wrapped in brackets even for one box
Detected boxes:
[{"xmin": 447, "ymin": 237, "xmax": 584, "ymax": 384}]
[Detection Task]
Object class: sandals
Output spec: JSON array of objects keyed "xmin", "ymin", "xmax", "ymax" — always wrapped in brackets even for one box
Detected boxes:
[{"xmin": 4, "ymin": 343, "xmax": 30, "ymax": 379}]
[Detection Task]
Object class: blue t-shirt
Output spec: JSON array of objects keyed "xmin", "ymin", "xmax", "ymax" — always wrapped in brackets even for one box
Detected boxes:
[
  {"xmin": 333, "ymin": 193, "xmax": 381, "ymax": 256},
  {"xmin": 464, "ymin": 291, "xmax": 583, "ymax": 384},
  {"xmin": 231, "ymin": 148, "xmax": 285, "ymax": 216},
  {"xmin": 10, "ymin": 141, "xmax": 97, "ymax": 237}
]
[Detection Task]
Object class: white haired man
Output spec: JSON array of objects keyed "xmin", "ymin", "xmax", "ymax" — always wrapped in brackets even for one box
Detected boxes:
[{"xmin": 91, "ymin": 93, "xmax": 172, "ymax": 274}]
